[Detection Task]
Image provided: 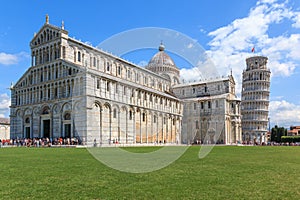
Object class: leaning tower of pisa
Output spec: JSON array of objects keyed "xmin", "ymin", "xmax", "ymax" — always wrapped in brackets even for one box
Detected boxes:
[{"xmin": 241, "ymin": 56, "xmax": 271, "ymax": 144}]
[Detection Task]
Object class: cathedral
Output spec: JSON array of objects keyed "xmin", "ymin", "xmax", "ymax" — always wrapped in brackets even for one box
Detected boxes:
[{"xmin": 9, "ymin": 16, "xmax": 242, "ymax": 146}]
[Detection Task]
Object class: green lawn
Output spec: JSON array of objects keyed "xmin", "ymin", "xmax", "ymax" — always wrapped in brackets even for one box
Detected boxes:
[{"xmin": 0, "ymin": 146, "xmax": 299, "ymax": 199}]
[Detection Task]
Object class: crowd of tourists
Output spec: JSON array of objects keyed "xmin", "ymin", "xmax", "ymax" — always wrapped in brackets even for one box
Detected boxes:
[{"xmin": 0, "ymin": 137, "xmax": 83, "ymax": 147}]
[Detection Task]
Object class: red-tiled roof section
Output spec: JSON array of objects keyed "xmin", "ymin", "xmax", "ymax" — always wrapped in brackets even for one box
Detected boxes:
[
  {"xmin": 0, "ymin": 118, "xmax": 10, "ymax": 125},
  {"xmin": 288, "ymin": 129, "xmax": 298, "ymax": 133}
]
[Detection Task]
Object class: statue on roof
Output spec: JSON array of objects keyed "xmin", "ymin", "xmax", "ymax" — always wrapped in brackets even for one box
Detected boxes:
[{"xmin": 46, "ymin": 14, "xmax": 49, "ymax": 24}]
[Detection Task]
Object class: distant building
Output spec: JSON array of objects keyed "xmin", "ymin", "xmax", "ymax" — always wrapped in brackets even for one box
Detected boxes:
[
  {"xmin": 241, "ymin": 56, "xmax": 271, "ymax": 144},
  {"xmin": 0, "ymin": 118, "xmax": 10, "ymax": 140},
  {"xmin": 10, "ymin": 16, "xmax": 242, "ymax": 145},
  {"xmin": 287, "ymin": 126, "xmax": 300, "ymax": 136}
]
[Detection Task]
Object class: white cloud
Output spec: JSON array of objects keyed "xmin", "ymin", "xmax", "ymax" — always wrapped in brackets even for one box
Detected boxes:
[
  {"xmin": 268, "ymin": 60, "xmax": 295, "ymax": 76},
  {"xmin": 0, "ymin": 52, "xmax": 29, "ymax": 65},
  {"xmin": 180, "ymin": 57, "xmax": 219, "ymax": 83},
  {"xmin": 180, "ymin": 67, "xmax": 202, "ymax": 83},
  {"xmin": 0, "ymin": 93, "xmax": 10, "ymax": 118},
  {"xmin": 0, "ymin": 52, "xmax": 18, "ymax": 65},
  {"xmin": 269, "ymin": 100, "xmax": 300, "ymax": 127},
  {"xmin": 292, "ymin": 12, "xmax": 300, "ymax": 28}
]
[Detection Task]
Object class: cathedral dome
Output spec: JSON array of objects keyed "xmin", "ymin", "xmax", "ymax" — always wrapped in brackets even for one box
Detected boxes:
[
  {"xmin": 146, "ymin": 43, "xmax": 180, "ymax": 85},
  {"xmin": 148, "ymin": 43, "xmax": 176, "ymax": 66}
]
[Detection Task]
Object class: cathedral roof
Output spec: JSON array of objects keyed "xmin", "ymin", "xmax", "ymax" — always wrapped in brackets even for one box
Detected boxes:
[
  {"xmin": 146, "ymin": 43, "xmax": 180, "ymax": 80},
  {"xmin": 148, "ymin": 43, "xmax": 176, "ymax": 67}
]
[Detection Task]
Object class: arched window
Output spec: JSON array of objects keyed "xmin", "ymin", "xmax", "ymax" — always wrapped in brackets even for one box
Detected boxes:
[
  {"xmin": 127, "ymin": 70, "xmax": 131, "ymax": 78},
  {"xmin": 129, "ymin": 110, "xmax": 132, "ymax": 120},
  {"xmin": 64, "ymin": 113, "xmax": 71, "ymax": 120},
  {"xmin": 25, "ymin": 117, "xmax": 30, "ymax": 124},
  {"xmin": 42, "ymin": 107, "xmax": 49, "ymax": 114},
  {"xmin": 106, "ymin": 81, "xmax": 110, "ymax": 91},
  {"xmin": 106, "ymin": 62, "xmax": 110, "ymax": 71},
  {"xmin": 118, "ymin": 66, "xmax": 121, "ymax": 75},
  {"xmin": 96, "ymin": 79, "xmax": 100, "ymax": 89},
  {"xmin": 48, "ymin": 88, "xmax": 50, "ymax": 98},
  {"xmin": 78, "ymin": 51, "xmax": 81, "ymax": 62},
  {"xmin": 113, "ymin": 109, "xmax": 117, "ymax": 118},
  {"xmin": 142, "ymin": 113, "xmax": 146, "ymax": 122},
  {"xmin": 54, "ymin": 88, "xmax": 58, "ymax": 98}
]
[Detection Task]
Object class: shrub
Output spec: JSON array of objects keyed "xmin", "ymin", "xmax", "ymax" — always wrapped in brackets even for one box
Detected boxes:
[{"xmin": 281, "ymin": 136, "xmax": 300, "ymax": 143}]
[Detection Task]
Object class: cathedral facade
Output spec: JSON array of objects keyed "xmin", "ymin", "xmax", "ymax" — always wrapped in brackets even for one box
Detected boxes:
[{"xmin": 10, "ymin": 17, "xmax": 241, "ymax": 145}]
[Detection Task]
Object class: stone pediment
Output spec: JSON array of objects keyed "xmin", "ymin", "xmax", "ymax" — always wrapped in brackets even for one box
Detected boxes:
[
  {"xmin": 30, "ymin": 15, "xmax": 68, "ymax": 48},
  {"xmin": 30, "ymin": 24, "xmax": 62, "ymax": 47}
]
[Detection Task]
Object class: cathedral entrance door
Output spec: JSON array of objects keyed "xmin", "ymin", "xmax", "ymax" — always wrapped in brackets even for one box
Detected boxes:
[
  {"xmin": 64, "ymin": 124, "xmax": 71, "ymax": 138},
  {"xmin": 43, "ymin": 120, "xmax": 50, "ymax": 138},
  {"xmin": 25, "ymin": 127, "xmax": 30, "ymax": 138}
]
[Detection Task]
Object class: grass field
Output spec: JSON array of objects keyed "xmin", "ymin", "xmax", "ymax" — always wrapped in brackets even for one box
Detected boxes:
[{"xmin": 0, "ymin": 146, "xmax": 300, "ymax": 199}]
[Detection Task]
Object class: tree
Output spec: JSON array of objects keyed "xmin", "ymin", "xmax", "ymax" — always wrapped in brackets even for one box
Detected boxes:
[{"xmin": 270, "ymin": 125, "xmax": 287, "ymax": 143}]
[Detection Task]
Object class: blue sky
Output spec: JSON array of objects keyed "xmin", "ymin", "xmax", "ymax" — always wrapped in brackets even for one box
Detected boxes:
[{"xmin": 0, "ymin": 0, "xmax": 300, "ymax": 128}]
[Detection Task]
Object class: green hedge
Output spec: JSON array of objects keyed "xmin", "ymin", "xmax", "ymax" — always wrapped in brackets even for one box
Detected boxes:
[{"xmin": 281, "ymin": 136, "xmax": 300, "ymax": 143}]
